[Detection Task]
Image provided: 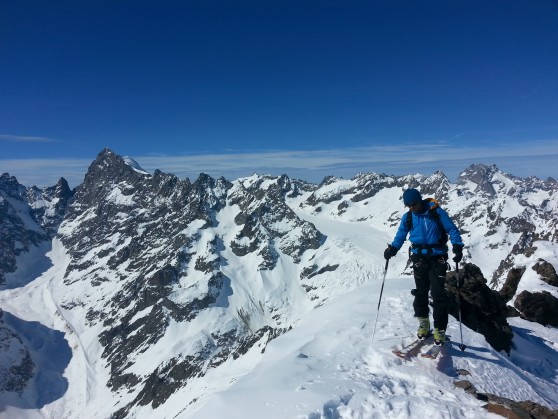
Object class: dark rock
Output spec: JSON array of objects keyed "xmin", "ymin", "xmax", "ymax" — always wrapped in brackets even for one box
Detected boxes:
[
  {"xmin": 27, "ymin": 177, "xmax": 75, "ymax": 236},
  {"xmin": 499, "ymin": 266, "xmax": 526, "ymax": 302},
  {"xmin": 453, "ymin": 379, "xmax": 477, "ymax": 395},
  {"xmin": 505, "ymin": 305, "xmax": 521, "ymax": 317},
  {"xmin": 445, "ymin": 263, "xmax": 513, "ymax": 353},
  {"xmin": 0, "ymin": 173, "xmax": 55, "ymax": 288},
  {"xmin": 481, "ymin": 393, "xmax": 558, "ymax": 419},
  {"xmin": 0, "ymin": 320, "xmax": 35, "ymax": 393},
  {"xmin": 228, "ymin": 175, "xmax": 324, "ymax": 268},
  {"xmin": 484, "ymin": 400, "xmax": 531, "ymax": 419},
  {"xmin": 514, "ymin": 290, "xmax": 558, "ymax": 327},
  {"xmin": 517, "ymin": 400, "xmax": 558, "ymax": 418},
  {"xmin": 532, "ymin": 259, "xmax": 558, "ymax": 287},
  {"xmin": 457, "ymin": 164, "xmax": 498, "ymax": 196},
  {"xmin": 454, "ymin": 379, "xmax": 558, "ymax": 418},
  {"xmin": 300, "ymin": 264, "xmax": 339, "ymax": 279}
]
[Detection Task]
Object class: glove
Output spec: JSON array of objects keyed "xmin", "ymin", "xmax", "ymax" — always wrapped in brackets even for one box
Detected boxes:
[
  {"xmin": 452, "ymin": 244, "xmax": 464, "ymax": 263},
  {"xmin": 384, "ymin": 245, "xmax": 399, "ymax": 260}
]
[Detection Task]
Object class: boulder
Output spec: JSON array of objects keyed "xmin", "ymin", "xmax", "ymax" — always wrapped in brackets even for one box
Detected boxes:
[
  {"xmin": 514, "ymin": 290, "xmax": 558, "ymax": 327},
  {"xmin": 532, "ymin": 259, "xmax": 558, "ymax": 287},
  {"xmin": 445, "ymin": 263, "xmax": 513, "ymax": 353}
]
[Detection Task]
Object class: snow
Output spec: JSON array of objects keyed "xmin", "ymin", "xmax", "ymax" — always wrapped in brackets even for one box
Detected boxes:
[
  {"xmin": 525, "ymin": 190, "xmax": 555, "ymax": 209},
  {"xmin": 2, "ymin": 241, "xmax": 53, "ymax": 290},
  {"xmin": 106, "ymin": 187, "xmax": 136, "ymax": 206},
  {"xmin": 1, "ymin": 173, "xmax": 558, "ymax": 418},
  {"xmin": 123, "ymin": 156, "xmax": 150, "ymax": 175},
  {"xmin": 2, "ymin": 196, "xmax": 44, "ymax": 234},
  {"xmin": 492, "ymin": 172, "xmax": 516, "ymax": 194},
  {"xmin": 191, "ymin": 278, "xmax": 553, "ymax": 419},
  {"xmin": 513, "ymin": 259, "xmax": 558, "ymax": 300},
  {"xmin": 500, "ymin": 197, "xmax": 524, "ymax": 219}
]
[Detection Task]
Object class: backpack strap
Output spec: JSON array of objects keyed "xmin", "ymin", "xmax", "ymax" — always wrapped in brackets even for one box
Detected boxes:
[{"xmin": 405, "ymin": 209, "xmax": 413, "ymax": 230}]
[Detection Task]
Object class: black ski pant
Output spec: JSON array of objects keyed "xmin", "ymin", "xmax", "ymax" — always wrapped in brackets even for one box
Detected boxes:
[{"xmin": 411, "ymin": 254, "xmax": 450, "ymax": 331}]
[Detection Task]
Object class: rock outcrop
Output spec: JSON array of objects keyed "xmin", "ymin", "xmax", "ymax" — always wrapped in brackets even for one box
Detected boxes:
[
  {"xmin": 532, "ymin": 259, "xmax": 558, "ymax": 287},
  {"xmin": 446, "ymin": 263, "xmax": 513, "ymax": 353},
  {"xmin": 454, "ymin": 374, "xmax": 558, "ymax": 419},
  {"xmin": 514, "ymin": 291, "xmax": 558, "ymax": 327}
]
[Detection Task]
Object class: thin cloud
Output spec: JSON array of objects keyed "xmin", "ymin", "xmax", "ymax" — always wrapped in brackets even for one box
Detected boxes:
[
  {"xmin": 128, "ymin": 139, "xmax": 558, "ymax": 181},
  {"xmin": 1, "ymin": 140, "xmax": 557, "ymax": 188},
  {"xmin": 0, "ymin": 134, "xmax": 59, "ymax": 143},
  {"xmin": 0, "ymin": 158, "xmax": 91, "ymax": 188}
]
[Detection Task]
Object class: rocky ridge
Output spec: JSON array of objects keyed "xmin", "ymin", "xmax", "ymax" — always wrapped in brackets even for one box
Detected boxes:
[
  {"xmin": 0, "ymin": 173, "xmax": 72, "ymax": 288},
  {"xmin": 54, "ymin": 149, "xmax": 330, "ymax": 416},
  {"xmin": 296, "ymin": 164, "xmax": 558, "ymax": 285}
]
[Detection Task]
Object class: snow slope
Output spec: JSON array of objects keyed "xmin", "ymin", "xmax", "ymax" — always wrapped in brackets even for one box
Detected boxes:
[{"xmin": 188, "ymin": 217, "xmax": 558, "ymax": 419}]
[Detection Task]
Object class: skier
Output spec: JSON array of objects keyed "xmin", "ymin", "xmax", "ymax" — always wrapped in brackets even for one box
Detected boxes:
[{"xmin": 384, "ymin": 188, "xmax": 464, "ymax": 346}]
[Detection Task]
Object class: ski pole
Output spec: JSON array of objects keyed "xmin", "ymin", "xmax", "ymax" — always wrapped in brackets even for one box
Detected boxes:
[
  {"xmin": 372, "ymin": 259, "xmax": 389, "ymax": 343},
  {"xmin": 455, "ymin": 262, "xmax": 466, "ymax": 351}
]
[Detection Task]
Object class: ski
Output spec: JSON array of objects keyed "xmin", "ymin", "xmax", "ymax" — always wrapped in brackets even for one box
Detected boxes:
[
  {"xmin": 393, "ymin": 335, "xmax": 433, "ymax": 358},
  {"xmin": 421, "ymin": 338, "xmax": 450, "ymax": 359}
]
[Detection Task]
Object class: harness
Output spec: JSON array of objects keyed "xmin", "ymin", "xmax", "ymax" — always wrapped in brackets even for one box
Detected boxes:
[{"xmin": 406, "ymin": 198, "xmax": 448, "ymax": 254}]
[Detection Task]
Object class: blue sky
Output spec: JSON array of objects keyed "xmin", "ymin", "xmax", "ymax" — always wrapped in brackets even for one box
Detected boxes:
[{"xmin": 1, "ymin": 0, "xmax": 557, "ymax": 187}]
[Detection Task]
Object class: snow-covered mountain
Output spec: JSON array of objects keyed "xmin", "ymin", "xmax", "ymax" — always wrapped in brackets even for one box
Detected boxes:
[
  {"xmin": 1, "ymin": 148, "xmax": 557, "ymax": 418},
  {"xmin": 0, "ymin": 174, "xmax": 73, "ymax": 289}
]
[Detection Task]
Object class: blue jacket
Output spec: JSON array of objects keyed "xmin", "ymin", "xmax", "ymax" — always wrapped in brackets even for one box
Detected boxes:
[{"xmin": 391, "ymin": 200, "xmax": 464, "ymax": 256}]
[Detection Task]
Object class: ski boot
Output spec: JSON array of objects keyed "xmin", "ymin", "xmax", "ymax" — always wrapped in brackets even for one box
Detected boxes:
[
  {"xmin": 433, "ymin": 328, "xmax": 446, "ymax": 346},
  {"xmin": 417, "ymin": 317, "xmax": 431, "ymax": 339}
]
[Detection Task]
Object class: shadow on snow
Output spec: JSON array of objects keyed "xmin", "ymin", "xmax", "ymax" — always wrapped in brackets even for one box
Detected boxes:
[{"xmin": 0, "ymin": 310, "xmax": 72, "ymax": 411}]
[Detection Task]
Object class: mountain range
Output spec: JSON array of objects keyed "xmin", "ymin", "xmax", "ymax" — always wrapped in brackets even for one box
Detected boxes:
[{"xmin": 1, "ymin": 148, "xmax": 557, "ymax": 418}]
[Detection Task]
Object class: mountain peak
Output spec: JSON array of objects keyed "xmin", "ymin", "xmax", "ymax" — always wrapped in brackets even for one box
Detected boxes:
[
  {"xmin": 83, "ymin": 149, "xmax": 149, "ymax": 187},
  {"xmin": 0, "ymin": 173, "xmax": 26, "ymax": 199},
  {"xmin": 459, "ymin": 163, "xmax": 500, "ymax": 180},
  {"xmin": 457, "ymin": 163, "xmax": 502, "ymax": 195}
]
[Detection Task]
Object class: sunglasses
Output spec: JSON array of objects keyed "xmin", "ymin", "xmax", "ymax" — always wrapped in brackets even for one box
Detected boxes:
[{"xmin": 406, "ymin": 202, "xmax": 419, "ymax": 208}]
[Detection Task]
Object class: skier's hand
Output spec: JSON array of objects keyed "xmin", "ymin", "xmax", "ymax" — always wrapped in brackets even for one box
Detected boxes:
[
  {"xmin": 384, "ymin": 245, "xmax": 398, "ymax": 260},
  {"xmin": 452, "ymin": 244, "xmax": 463, "ymax": 263}
]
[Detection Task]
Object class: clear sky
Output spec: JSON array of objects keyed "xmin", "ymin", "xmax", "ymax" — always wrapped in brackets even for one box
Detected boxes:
[{"xmin": 1, "ymin": 0, "xmax": 557, "ymax": 187}]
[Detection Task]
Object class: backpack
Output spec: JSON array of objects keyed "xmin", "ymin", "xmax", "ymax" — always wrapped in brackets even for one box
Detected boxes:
[{"xmin": 405, "ymin": 197, "xmax": 448, "ymax": 246}]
